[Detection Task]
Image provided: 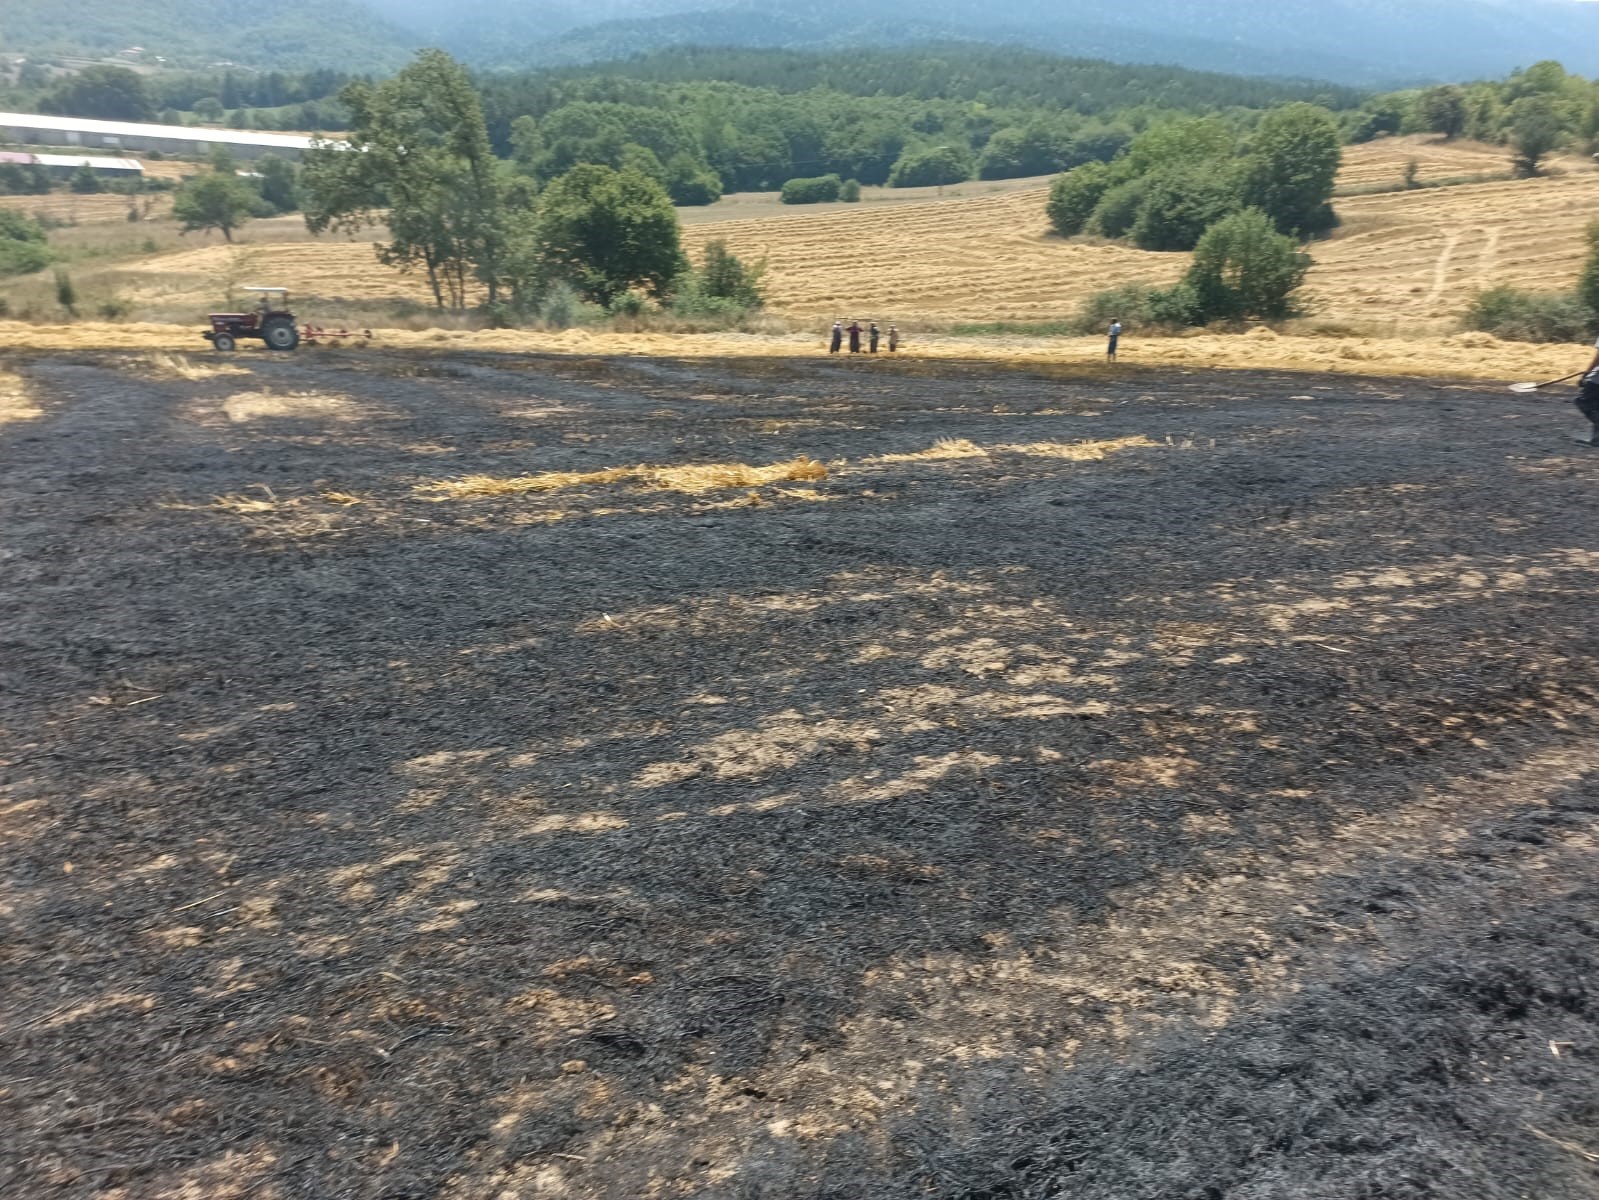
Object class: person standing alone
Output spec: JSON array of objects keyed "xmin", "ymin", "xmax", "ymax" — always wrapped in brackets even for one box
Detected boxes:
[
  {"xmin": 1107, "ymin": 318, "xmax": 1123, "ymax": 362},
  {"xmin": 1575, "ymin": 335, "xmax": 1599, "ymax": 445}
]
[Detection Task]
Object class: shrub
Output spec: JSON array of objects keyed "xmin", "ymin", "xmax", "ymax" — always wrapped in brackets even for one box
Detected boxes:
[
  {"xmin": 540, "ymin": 281, "xmax": 581, "ymax": 329},
  {"xmin": 1090, "ymin": 176, "xmax": 1151, "ymax": 239},
  {"xmin": 1046, "ymin": 161, "xmax": 1114, "ymax": 238},
  {"xmin": 698, "ymin": 239, "xmax": 765, "ymax": 309},
  {"xmin": 888, "ymin": 145, "xmax": 972, "ymax": 188},
  {"xmin": 55, "ymin": 267, "xmax": 77, "ymax": 315},
  {"xmin": 840, "ymin": 178, "xmax": 862, "ymax": 203},
  {"xmin": 1576, "ymin": 220, "xmax": 1599, "ymax": 323},
  {"xmin": 666, "ymin": 153, "xmax": 723, "ymax": 206},
  {"xmin": 1184, "ymin": 208, "xmax": 1311, "ymax": 321},
  {"xmin": 0, "ymin": 210, "xmax": 53, "ymax": 277},
  {"xmin": 1074, "ymin": 282, "xmax": 1203, "ymax": 332},
  {"xmin": 69, "ymin": 163, "xmax": 103, "ymax": 194},
  {"xmin": 781, "ymin": 174, "xmax": 842, "ymax": 205},
  {"xmin": 1130, "ymin": 160, "xmax": 1241, "ymax": 252},
  {"xmin": 608, "ymin": 292, "xmax": 648, "ymax": 318},
  {"xmin": 1464, "ymin": 285, "xmax": 1594, "ymax": 343}
]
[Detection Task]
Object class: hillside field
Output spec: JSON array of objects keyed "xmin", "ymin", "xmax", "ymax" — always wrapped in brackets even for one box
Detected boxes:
[{"xmin": 7, "ymin": 135, "xmax": 1599, "ymax": 341}]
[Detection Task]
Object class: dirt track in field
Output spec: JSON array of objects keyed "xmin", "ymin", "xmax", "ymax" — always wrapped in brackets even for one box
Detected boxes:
[{"xmin": 2, "ymin": 349, "xmax": 1598, "ymax": 1199}]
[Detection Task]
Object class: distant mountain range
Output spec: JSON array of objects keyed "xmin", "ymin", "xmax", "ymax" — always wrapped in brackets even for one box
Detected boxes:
[
  {"xmin": 372, "ymin": 0, "xmax": 1599, "ymax": 84},
  {"xmin": 6, "ymin": 0, "xmax": 1599, "ymax": 84}
]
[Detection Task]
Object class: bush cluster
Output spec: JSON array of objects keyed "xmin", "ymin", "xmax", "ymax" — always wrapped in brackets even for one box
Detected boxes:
[
  {"xmin": 1048, "ymin": 106, "xmax": 1341, "ymax": 251},
  {"xmin": 1076, "ymin": 208, "xmax": 1311, "ymax": 329},
  {"xmin": 780, "ymin": 174, "xmax": 843, "ymax": 205},
  {"xmin": 0, "ymin": 210, "xmax": 53, "ymax": 277}
]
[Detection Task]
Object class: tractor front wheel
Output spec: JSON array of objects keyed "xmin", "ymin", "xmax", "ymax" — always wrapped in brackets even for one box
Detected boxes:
[
  {"xmin": 213, "ymin": 333, "xmax": 236, "ymax": 352},
  {"xmin": 262, "ymin": 319, "xmax": 300, "ymax": 352}
]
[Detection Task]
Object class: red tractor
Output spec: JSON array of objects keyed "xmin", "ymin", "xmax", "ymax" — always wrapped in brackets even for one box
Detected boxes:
[{"xmin": 204, "ymin": 286, "xmax": 301, "ymax": 352}]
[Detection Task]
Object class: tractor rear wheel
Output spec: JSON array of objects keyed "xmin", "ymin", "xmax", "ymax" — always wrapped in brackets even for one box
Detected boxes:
[
  {"xmin": 212, "ymin": 333, "xmax": 236, "ymax": 352},
  {"xmin": 263, "ymin": 319, "xmax": 300, "ymax": 351}
]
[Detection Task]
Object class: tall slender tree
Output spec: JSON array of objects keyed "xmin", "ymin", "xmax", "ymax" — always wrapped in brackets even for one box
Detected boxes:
[{"xmin": 300, "ymin": 50, "xmax": 505, "ymax": 310}]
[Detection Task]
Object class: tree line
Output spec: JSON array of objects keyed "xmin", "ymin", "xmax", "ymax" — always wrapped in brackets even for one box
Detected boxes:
[
  {"xmin": 1350, "ymin": 60, "xmax": 1599, "ymax": 177},
  {"xmin": 298, "ymin": 51, "xmax": 759, "ymax": 322}
]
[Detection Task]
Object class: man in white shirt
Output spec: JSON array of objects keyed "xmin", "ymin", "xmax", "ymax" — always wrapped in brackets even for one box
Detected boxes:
[
  {"xmin": 1577, "ymin": 335, "xmax": 1599, "ymax": 445},
  {"xmin": 1107, "ymin": 319, "xmax": 1122, "ymax": 362}
]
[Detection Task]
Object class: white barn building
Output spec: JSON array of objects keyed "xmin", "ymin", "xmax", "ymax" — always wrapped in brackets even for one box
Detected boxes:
[{"xmin": 0, "ymin": 113, "xmax": 324, "ymax": 161}]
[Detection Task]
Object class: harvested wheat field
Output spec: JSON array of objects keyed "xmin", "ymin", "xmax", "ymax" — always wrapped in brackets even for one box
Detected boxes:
[
  {"xmin": 3, "ymin": 347, "xmax": 1598, "ymax": 1199},
  {"xmin": 3, "ymin": 319, "xmax": 1595, "ymax": 386},
  {"xmin": 1308, "ymin": 169, "xmax": 1599, "ymax": 326},
  {"xmin": 1334, "ymin": 134, "xmax": 1526, "ymax": 192}
]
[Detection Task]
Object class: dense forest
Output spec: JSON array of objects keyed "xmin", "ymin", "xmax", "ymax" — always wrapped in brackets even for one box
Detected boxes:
[
  {"xmin": 0, "ymin": 0, "xmax": 415, "ymax": 73},
  {"xmin": 474, "ymin": 45, "xmax": 1365, "ymax": 195}
]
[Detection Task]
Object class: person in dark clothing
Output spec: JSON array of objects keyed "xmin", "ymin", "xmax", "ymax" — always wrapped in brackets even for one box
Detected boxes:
[
  {"xmin": 868, "ymin": 322, "xmax": 880, "ymax": 353},
  {"xmin": 829, "ymin": 320, "xmax": 843, "ymax": 354},
  {"xmin": 847, "ymin": 320, "xmax": 863, "ymax": 354},
  {"xmin": 1576, "ymin": 335, "xmax": 1599, "ymax": 445}
]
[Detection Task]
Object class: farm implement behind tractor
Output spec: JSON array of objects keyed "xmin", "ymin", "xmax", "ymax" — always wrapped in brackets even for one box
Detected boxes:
[{"xmin": 204, "ymin": 287, "xmax": 372, "ymax": 352}]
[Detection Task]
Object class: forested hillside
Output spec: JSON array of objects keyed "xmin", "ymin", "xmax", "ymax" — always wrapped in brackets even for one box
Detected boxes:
[
  {"xmin": 6, "ymin": 0, "xmax": 1599, "ymax": 83},
  {"xmin": 0, "ymin": 0, "xmax": 416, "ymax": 72},
  {"xmin": 364, "ymin": 0, "xmax": 1599, "ymax": 84}
]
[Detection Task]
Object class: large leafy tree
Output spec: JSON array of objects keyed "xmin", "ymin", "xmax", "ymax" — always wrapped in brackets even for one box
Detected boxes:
[
  {"xmin": 43, "ymin": 65, "xmax": 155, "ymax": 121},
  {"xmin": 1131, "ymin": 159, "xmax": 1242, "ymax": 252},
  {"xmin": 1417, "ymin": 86, "xmax": 1468, "ymax": 139},
  {"xmin": 518, "ymin": 165, "xmax": 684, "ymax": 307},
  {"xmin": 1241, "ymin": 103, "xmax": 1342, "ymax": 237},
  {"xmin": 1046, "ymin": 160, "xmax": 1114, "ymax": 238},
  {"xmin": 1509, "ymin": 94, "xmax": 1565, "ymax": 178},
  {"xmin": 300, "ymin": 50, "xmax": 505, "ymax": 310},
  {"xmin": 1184, "ymin": 208, "xmax": 1311, "ymax": 321},
  {"xmin": 172, "ymin": 172, "xmax": 256, "ymax": 243}
]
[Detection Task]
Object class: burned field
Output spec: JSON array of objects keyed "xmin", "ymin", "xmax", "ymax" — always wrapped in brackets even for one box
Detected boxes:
[{"xmin": 3, "ymin": 349, "xmax": 1598, "ymax": 1199}]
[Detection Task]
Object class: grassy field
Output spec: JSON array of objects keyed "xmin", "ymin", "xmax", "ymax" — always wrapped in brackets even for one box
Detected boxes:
[{"xmin": 6, "ymin": 134, "xmax": 1599, "ymax": 346}]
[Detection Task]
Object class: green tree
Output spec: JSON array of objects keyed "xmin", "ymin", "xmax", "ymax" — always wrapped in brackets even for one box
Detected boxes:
[
  {"xmin": 839, "ymin": 178, "xmax": 862, "ymax": 202},
  {"xmin": 1241, "ymin": 103, "xmax": 1342, "ymax": 236},
  {"xmin": 887, "ymin": 144, "xmax": 972, "ymax": 188},
  {"xmin": 0, "ymin": 210, "xmax": 53, "ymax": 277},
  {"xmin": 1046, "ymin": 160, "xmax": 1114, "ymax": 238},
  {"xmin": 1184, "ymin": 208, "xmax": 1311, "ymax": 321},
  {"xmin": 301, "ymin": 49, "xmax": 506, "ymax": 310},
  {"xmin": 781, "ymin": 174, "xmax": 842, "ymax": 204},
  {"xmin": 1090, "ymin": 175, "xmax": 1153, "ymax": 239},
  {"xmin": 664, "ymin": 153, "xmax": 722, "ymax": 206},
  {"xmin": 172, "ymin": 172, "xmax": 255, "ymax": 242},
  {"xmin": 68, "ymin": 163, "xmax": 103, "ymax": 194},
  {"xmin": 1509, "ymin": 94, "xmax": 1565, "ymax": 177},
  {"xmin": 55, "ymin": 267, "xmax": 77, "ymax": 316},
  {"xmin": 698, "ymin": 239, "xmax": 764, "ymax": 308},
  {"xmin": 193, "ymin": 97, "xmax": 225, "ymax": 122},
  {"xmin": 521, "ymin": 164, "xmax": 685, "ymax": 307},
  {"xmin": 255, "ymin": 155, "xmax": 299, "ymax": 213},
  {"xmin": 1577, "ymin": 219, "xmax": 1599, "ymax": 328},
  {"xmin": 1124, "ymin": 117, "xmax": 1236, "ymax": 176},
  {"xmin": 1417, "ymin": 86, "xmax": 1468, "ymax": 139},
  {"xmin": 44, "ymin": 65, "xmax": 154, "ymax": 120},
  {"xmin": 1131, "ymin": 159, "xmax": 1241, "ymax": 251}
]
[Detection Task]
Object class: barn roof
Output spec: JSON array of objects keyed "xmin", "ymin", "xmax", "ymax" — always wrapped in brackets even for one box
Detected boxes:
[
  {"xmin": 0, "ymin": 112, "xmax": 325, "ymax": 151},
  {"xmin": 32, "ymin": 153, "xmax": 144, "ymax": 170}
]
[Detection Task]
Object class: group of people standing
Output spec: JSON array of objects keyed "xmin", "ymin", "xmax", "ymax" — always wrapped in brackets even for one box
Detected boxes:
[{"xmin": 830, "ymin": 320, "xmax": 899, "ymax": 355}]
